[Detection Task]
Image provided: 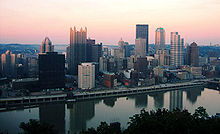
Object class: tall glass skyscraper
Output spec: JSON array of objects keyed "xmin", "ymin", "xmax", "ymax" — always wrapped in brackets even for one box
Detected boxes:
[
  {"xmin": 170, "ymin": 32, "xmax": 184, "ymax": 67},
  {"xmin": 136, "ymin": 24, "xmax": 149, "ymax": 55},
  {"xmin": 155, "ymin": 27, "xmax": 165, "ymax": 51},
  {"xmin": 67, "ymin": 27, "xmax": 87, "ymax": 75},
  {"xmin": 40, "ymin": 37, "xmax": 54, "ymax": 53}
]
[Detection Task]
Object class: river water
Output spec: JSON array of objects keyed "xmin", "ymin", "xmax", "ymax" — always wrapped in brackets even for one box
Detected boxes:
[{"xmin": 0, "ymin": 87, "xmax": 220, "ymax": 134}]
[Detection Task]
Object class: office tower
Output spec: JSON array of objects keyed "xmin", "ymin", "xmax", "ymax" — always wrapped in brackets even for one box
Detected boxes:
[
  {"xmin": 155, "ymin": 27, "xmax": 165, "ymax": 51},
  {"xmin": 102, "ymin": 47, "xmax": 109, "ymax": 56},
  {"xmin": 86, "ymin": 38, "xmax": 95, "ymax": 62},
  {"xmin": 40, "ymin": 37, "xmax": 54, "ymax": 53},
  {"xmin": 118, "ymin": 38, "xmax": 130, "ymax": 58},
  {"xmin": 91, "ymin": 43, "xmax": 102, "ymax": 62},
  {"xmin": 99, "ymin": 57, "xmax": 108, "ymax": 72},
  {"xmin": 39, "ymin": 52, "xmax": 65, "ymax": 90},
  {"xmin": 118, "ymin": 38, "xmax": 125, "ymax": 58},
  {"xmin": 170, "ymin": 32, "xmax": 184, "ymax": 67},
  {"xmin": 78, "ymin": 63, "xmax": 95, "ymax": 89},
  {"xmin": 155, "ymin": 49, "xmax": 170, "ymax": 66},
  {"xmin": 136, "ymin": 57, "xmax": 148, "ymax": 73},
  {"xmin": 186, "ymin": 42, "xmax": 199, "ymax": 67},
  {"xmin": 135, "ymin": 38, "xmax": 147, "ymax": 58},
  {"xmin": 16, "ymin": 53, "xmax": 27, "ymax": 78},
  {"xmin": 136, "ymin": 24, "xmax": 149, "ymax": 55},
  {"xmin": 1, "ymin": 50, "xmax": 16, "ymax": 77},
  {"xmin": 67, "ymin": 27, "xmax": 87, "ymax": 75},
  {"xmin": 124, "ymin": 42, "xmax": 131, "ymax": 57},
  {"xmin": 86, "ymin": 38, "xmax": 102, "ymax": 62},
  {"xmin": 26, "ymin": 57, "xmax": 38, "ymax": 77}
]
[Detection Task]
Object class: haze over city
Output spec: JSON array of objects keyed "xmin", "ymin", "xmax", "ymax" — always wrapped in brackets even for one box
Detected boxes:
[{"xmin": 0, "ymin": 0, "xmax": 220, "ymax": 45}]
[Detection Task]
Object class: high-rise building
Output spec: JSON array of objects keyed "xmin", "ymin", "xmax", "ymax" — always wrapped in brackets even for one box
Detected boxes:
[
  {"xmin": 39, "ymin": 52, "xmax": 65, "ymax": 90},
  {"xmin": 135, "ymin": 38, "xmax": 146, "ymax": 58},
  {"xmin": 170, "ymin": 32, "xmax": 184, "ymax": 67},
  {"xmin": 27, "ymin": 57, "xmax": 38, "ymax": 77},
  {"xmin": 1, "ymin": 50, "xmax": 16, "ymax": 77},
  {"xmin": 91, "ymin": 43, "xmax": 102, "ymax": 62},
  {"xmin": 136, "ymin": 24, "xmax": 149, "ymax": 55},
  {"xmin": 118, "ymin": 38, "xmax": 125, "ymax": 58},
  {"xmin": 40, "ymin": 37, "xmax": 54, "ymax": 53},
  {"xmin": 155, "ymin": 49, "xmax": 170, "ymax": 66},
  {"xmin": 186, "ymin": 42, "xmax": 199, "ymax": 67},
  {"xmin": 86, "ymin": 38, "xmax": 102, "ymax": 62},
  {"xmin": 67, "ymin": 27, "xmax": 87, "ymax": 75},
  {"xmin": 155, "ymin": 27, "xmax": 165, "ymax": 51},
  {"xmin": 99, "ymin": 57, "xmax": 108, "ymax": 72},
  {"xmin": 117, "ymin": 38, "xmax": 130, "ymax": 58},
  {"xmin": 78, "ymin": 63, "xmax": 95, "ymax": 89},
  {"xmin": 86, "ymin": 38, "xmax": 95, "ymax": 62}
]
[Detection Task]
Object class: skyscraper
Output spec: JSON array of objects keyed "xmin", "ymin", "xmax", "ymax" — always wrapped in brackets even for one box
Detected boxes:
[
  {"xmin": 136, "ymin": 24, "xmax": 149, "ymax": 55},
  {"xmin": 78, "ymin": 63, "xmax": 95, "ymax": 89},
  {"xmin": 186, "ymin": 42, "xmax": 199, "ymax": 67},
  {"xmin": 86, "ymin": 39, "xmax": 102, "ymax": 62},
  {"xmin": 170, "ymin": 32, "xmax": 184, "ymax": 67},
  {"xmin": 135, "ymin": 38, "xmax": 147, "ymax": 58},
  {"xmin": 155, "ymin": 27, "xmax": 165, "ymax": 51},
  {"xmin": 1, "ymin": 50, "xmax": 16, "ymax": 77},
  {"xmin": 86, "ymin": 38, "xmax": 95, "ymax": 62},
  {"xmin": 67, "ymin": 27, "xmax": 87, "ymax": 75},
  {"xmin": 39, "ymin": 52, "xmax": 65, "ymax": 90},
  {"xmin": 40, "ymin": 37, "xmax": 54, "ymax": 53}
]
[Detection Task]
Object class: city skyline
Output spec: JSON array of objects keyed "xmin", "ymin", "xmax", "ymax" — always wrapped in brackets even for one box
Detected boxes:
[{"xmin": 0, "ymin": 0, "xmax": 220, "ymax": 45}]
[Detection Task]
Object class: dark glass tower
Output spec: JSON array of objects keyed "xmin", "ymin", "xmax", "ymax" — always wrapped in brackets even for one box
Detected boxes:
[
  {"xmin": 39, "ymin": 52, "xmax": 65, "ymax": 90},
  {"xmin": 136, "ymin": 24, "xmax": 149, "ymax": 55}
]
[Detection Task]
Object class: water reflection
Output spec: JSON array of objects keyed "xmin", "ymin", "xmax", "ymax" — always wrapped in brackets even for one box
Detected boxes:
[
  {"xmin": 128, "ymin": 94, "xmax": 148, "ymax": 108},
  {"xmin": 184, "ymin": 87, "xmax": 204, "ymax": 104},
  {"xmin": 149, "ymin": 92, "xmax": 165, "ymax": 109},
  {"xmin": 68, "ymin": 101, "xmax": 95, "ymax": 133},
  {"xmin": 169, "ymin": 90, "xmax": 183, "ymax": 111},
  {"xmin": 103, "ymin": 98, "xmax": 117, "ymax": 107},
  {"xmin": 2, "ymin": 87, "xmax": 220, "ymax": 134},
  {"xmin": 39, "ymin": 103, "xmax": 65, "ymax": 134}
]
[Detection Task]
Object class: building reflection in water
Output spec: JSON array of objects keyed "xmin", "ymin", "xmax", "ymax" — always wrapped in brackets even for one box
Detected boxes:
[
  {"xmin": 68, "ymin": 101, "xmax": 95, "ymax": 133},
  {"xmin": 169, "ymin": 90, "xmax": 183, "ymax": 111},
  {"xmin": 149, "ymin": 92, "xmax": 165, "ymax": 109},
  {"xmin": 130, "ymin": 94, "xmax": 148, "ymax": 108},
  {"xmin": 103, "ymin": 98, "xmax": 117, "ymax": 107},
  {"xmin": 184, "ymin": 87, "xmax": 204, "ymax": 104},
  {"xmin": 39, "ymin": 103, "xmax": 65, "ymax": 134}
]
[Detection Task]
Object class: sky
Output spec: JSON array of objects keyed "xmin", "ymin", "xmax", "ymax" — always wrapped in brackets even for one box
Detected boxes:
[{"xmin": 0, "ymin": 0, "xmax": 220, "ymax": 45}]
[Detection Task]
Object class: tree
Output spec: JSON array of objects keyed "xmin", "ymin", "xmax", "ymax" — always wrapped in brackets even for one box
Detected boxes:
[
  {"xmin": 81, "ymin": 107, "xmax": 220, "ymax": 134},
  {"xmin": 19, "ymin": 119, "xmax": 55, "ymax": 134}
]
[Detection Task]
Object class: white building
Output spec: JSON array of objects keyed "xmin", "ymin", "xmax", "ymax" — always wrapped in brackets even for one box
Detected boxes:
[{"xmin": 78, "ymin": 63, "xmax": 95, "ymax": 89}]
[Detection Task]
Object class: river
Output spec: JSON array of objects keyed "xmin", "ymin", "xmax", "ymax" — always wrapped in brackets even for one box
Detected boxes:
[{"xmin": 0, "ymin": 87, "xmax": 220, "ymax": 134}]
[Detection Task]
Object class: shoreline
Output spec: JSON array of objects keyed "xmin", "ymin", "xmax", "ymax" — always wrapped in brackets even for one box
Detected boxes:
[{"xmin": 0, "ymin": 80, "xmax": 206, "ymax": 111}]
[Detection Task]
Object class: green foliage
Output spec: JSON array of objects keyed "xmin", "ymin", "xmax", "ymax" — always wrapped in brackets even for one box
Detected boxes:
[
  {"xmin": 81, "ymin": 107, "xmax": 220, "ymax": 134},
  {"xmin": 19, "ymin": 119, "xmax": 55, "ymax": 134}
]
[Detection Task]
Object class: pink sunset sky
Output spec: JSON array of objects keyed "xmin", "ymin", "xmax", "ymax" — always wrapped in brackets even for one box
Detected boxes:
[{"xmin": 0, "ymin": 0, "xmax": 220, "ymax": 45}]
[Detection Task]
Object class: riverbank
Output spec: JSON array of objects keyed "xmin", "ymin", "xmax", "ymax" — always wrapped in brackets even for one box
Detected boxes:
[{"xmin": 0, "ymin": 80, "xmax": 206, "ymax": 111}]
